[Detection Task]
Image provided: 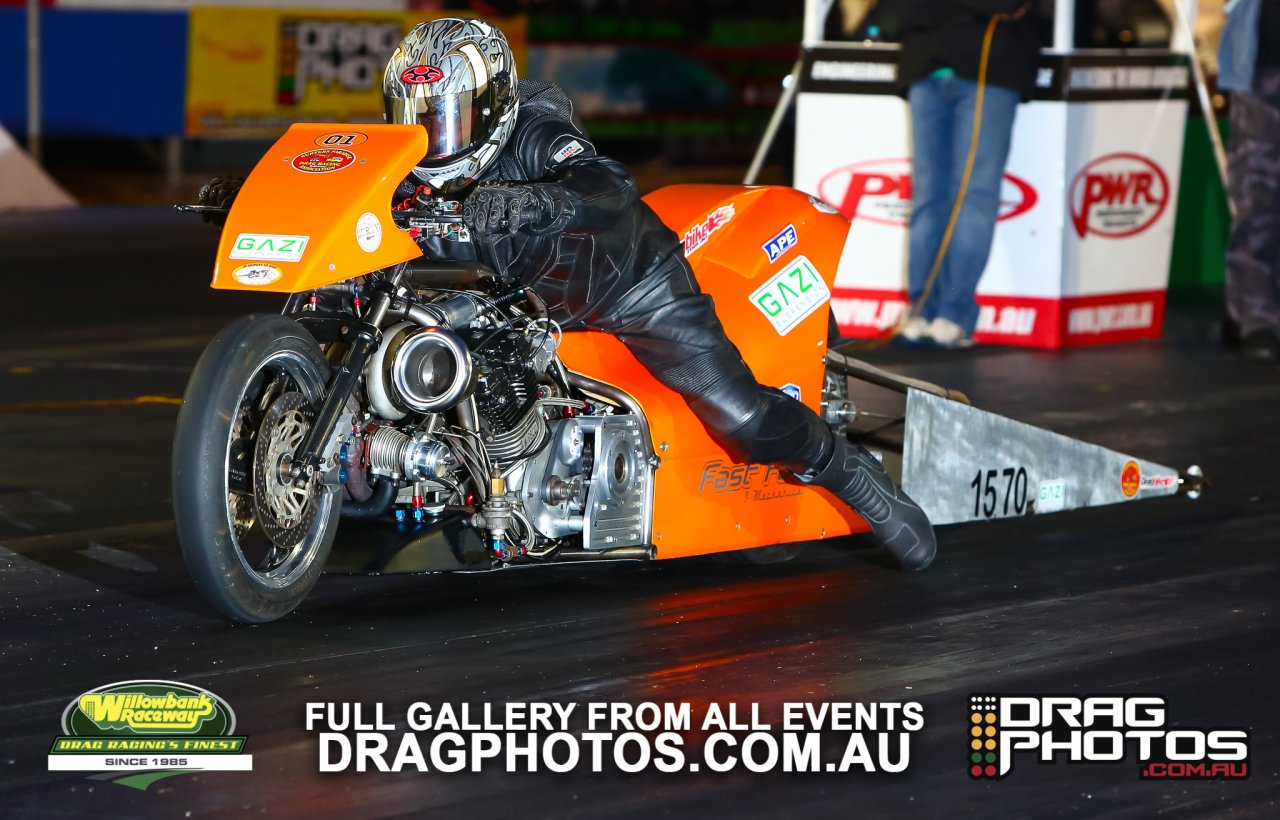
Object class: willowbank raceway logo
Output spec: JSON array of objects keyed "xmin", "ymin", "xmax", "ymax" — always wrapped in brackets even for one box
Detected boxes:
[
  {"xmin": 967, "ymin": 694, "xmax": 1249, "ymax": 781},
  {"xmin": 48, "ymin": 680, "xmax": 252, "ymax": 790}
]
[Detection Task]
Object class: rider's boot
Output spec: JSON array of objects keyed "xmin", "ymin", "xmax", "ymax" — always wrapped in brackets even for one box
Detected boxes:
[{"xmin": 799, "ymin": 436, "xmax": 937, "ymax": 570}]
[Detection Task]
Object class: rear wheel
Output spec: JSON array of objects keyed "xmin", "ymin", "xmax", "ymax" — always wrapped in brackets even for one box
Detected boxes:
[{"xmin": 173, "ymin": 314, "xmax": 340, "ymax": 623}]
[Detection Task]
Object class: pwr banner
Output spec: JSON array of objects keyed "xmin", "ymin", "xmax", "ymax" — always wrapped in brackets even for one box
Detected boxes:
[{"xmin": 794, "ymin": 49, "xmax": 1188, "ymax": 349}]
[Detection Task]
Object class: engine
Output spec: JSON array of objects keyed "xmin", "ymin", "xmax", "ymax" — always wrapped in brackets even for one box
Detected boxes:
[
  {"xmin": 352, "ymin": 288, "xmax": 652, "ymax": 557},
  {"xmin": 459, "ymin": 325, "xmax": 549, "ymax": 464}
]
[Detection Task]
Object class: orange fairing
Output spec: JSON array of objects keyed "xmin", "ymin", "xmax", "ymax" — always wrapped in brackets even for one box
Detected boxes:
[
  {"xmin": 559, "ymin": 185, "xmax": 868, "ymax": 559},
  {"xmin": 212, "ymin": 124, "xmax": 427, "ymax": 293}
]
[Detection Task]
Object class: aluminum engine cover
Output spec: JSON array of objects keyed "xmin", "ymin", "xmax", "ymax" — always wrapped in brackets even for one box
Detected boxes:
[{"xmin": 520, "ymin": 415, "xmax": 653, "ymax": 548}]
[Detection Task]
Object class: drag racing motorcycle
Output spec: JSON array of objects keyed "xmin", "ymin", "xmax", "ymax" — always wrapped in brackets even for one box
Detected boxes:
[{"xmin": 174, "ymin": 123, "xmax": 1196, "ymax": 623}]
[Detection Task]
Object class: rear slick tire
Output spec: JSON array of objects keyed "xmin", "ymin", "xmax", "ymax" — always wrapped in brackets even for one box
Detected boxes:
[{"xmin": 172, "ymin": 314, "xmax": 340, "ymax": 623}]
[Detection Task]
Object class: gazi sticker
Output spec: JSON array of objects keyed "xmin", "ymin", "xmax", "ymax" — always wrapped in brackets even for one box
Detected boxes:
[
  {"xmin": 748, "ymin": 255, "xmax": 831, "ymax": 336},
  {"xmin": 229, "ymin": 233, "xmax": 309, "ymax": 263}
]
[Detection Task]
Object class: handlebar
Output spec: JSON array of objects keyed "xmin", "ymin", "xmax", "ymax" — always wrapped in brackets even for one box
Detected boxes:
[{"xmin": 392, "ymin": 211, "xmax": 465, "ymax": 229}]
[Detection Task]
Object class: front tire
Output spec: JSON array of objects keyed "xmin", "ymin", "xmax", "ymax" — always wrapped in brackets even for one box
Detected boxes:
[{"xmin": 173, "ymin": 314, "xmax": 340, "ymax": 623}]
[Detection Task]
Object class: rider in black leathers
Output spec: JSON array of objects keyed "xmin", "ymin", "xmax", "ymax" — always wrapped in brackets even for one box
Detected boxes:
[{"xmin": 207, "ymin": 18, "xmax": 937, "ymax": 570}]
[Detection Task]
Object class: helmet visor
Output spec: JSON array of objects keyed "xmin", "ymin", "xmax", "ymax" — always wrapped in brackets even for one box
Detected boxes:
[{"xmin": 385, "ymin": 87, "xmax": 498, "ymax": 164}]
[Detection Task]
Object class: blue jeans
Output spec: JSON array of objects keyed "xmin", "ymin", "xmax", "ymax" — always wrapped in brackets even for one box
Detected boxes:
[{"xmin": 907, "ymin": 74, "xmax": 1020, "ymax": 334}]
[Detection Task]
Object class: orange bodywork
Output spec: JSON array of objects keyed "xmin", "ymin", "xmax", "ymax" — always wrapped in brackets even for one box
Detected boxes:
[
  {"xmin": 212, "ymin": 124, "xmax": 425, "ymax": 292},
  {"xmin": 216, "ymin": 133, "xmax": 867, "ymax": 558},
  {"xmin": 558, "ymin": 185, "xmax": 869, "ymax": 559}
]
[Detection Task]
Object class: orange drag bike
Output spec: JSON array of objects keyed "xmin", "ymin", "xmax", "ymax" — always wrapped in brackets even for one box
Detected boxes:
[{"xmin": 173, "ymin": 124, "xmax": 877, "ymax": 623}]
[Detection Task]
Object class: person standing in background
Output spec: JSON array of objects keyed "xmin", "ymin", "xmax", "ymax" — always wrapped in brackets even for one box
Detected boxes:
[
  {"xmin": 1220, "ymin": 0, "xmax": 1280, "ymax": 361},
  {"xmin": 896, "ymin": 1, "xmax": 1040, "ymax": 348}
]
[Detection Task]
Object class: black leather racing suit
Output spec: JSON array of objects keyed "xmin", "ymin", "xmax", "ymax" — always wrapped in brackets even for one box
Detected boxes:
[
  {"xmin": 400, "ymin": 80, "xmax": 936, "ymax": 569},
  {"xmin": 402, "ymin": 80, "xmax": 832, "ymax": 473},
  {"xmin": 404, "ymin": 80, "xmax": 834, "ymax": 473}
]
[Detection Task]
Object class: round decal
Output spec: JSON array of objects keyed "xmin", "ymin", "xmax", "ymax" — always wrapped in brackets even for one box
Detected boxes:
[
  {"xmin": 232, "ymin": 263, "xmax": 283, "ymax": 287},
  {"xmin": 291, "ymin": 149, "xmax": 356, "ymax": 174},
  {"xmin": 1120, "ymin": 460, "xmax": 1142, "ymax": 498},
  {"xmin": 401, "ymin": 65, "xmax": 444, "ymax": 84},
  {"xmin": 1069, "ymin": 153, "xmax": 1170, "ymax": 239},
  {"xmin": 355, "ymin": 212, "xmax": 382, "ymax": 253},
  {"xmin": 313, "ymin": 131, "xmax": 368, "ymax": 148}
]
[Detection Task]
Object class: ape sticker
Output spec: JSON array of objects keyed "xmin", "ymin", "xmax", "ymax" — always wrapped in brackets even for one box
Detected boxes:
[
  {"xmin": 749, "ymin": 256, "xmax": 830, "ymax": 336},
  {"xmin": 762, "ymin": 224, "xmax": 798, "ymax": 263},
  {"xmin": 291, "ymin": 148, "xmax": 356, "ymax": 174}
]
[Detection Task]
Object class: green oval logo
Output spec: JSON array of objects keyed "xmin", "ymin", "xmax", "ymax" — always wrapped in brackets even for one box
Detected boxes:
[{"xmin": 61, "ymin": 680, "xmax": 236, "ymax": 737}]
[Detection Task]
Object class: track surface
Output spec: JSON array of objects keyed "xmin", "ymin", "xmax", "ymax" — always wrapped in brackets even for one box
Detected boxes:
[{"xmin": 1, "ymin": 210, "xmax": 1276, "ymax": 818}]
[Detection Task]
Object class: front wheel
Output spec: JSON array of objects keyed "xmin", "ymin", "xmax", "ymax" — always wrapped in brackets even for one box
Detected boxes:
[{"xmin": 173, "ymin": 314, "xmax": 340, "ymax": 623}]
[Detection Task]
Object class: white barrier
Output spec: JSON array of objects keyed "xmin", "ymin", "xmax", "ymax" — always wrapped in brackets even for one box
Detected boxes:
[
  {"xmin": 0, "ymin": 125, "xmax": 75, "ymax": 212},
  {"xmin": 793, "ymin": 47, "xmax": 1188, "ymax": 348}
]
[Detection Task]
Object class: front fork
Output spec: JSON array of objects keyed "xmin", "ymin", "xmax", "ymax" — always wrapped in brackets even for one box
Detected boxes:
[{"xmin": 287, "ymin": 270, "xmax": 402, "ymax": 486}]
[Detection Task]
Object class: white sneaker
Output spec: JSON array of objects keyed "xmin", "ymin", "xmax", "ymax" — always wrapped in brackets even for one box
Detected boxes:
[
  {"xmin": 928, "ymin": 317, "xmax": 975, "ymax": 348},
  {"xmin": 899, "ymin": 316, "xmax": 931, "ymax": 342}
]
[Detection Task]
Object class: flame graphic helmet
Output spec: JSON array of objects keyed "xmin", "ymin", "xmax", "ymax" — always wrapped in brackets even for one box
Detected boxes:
[{"xmin": 383, "ymin": 18, "xmax": 518, "ymax": 193}]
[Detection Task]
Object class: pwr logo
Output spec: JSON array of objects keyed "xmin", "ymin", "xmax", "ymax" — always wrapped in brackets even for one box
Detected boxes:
[
  {"xmin": 816, "ymin": 158, "xmax": 1037, "ymax": 226},
  {"xmin": 1070, "ymin": 153, "xmax": 1169, "ymax": 238},
  {"xmin": 967, "ymin": 694, "xmax": 1249, "ymax": 781}
]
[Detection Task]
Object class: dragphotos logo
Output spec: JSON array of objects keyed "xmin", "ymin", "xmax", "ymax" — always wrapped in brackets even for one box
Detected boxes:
[{"xmin": 968, "ymin": 694, "xmax": 1249, "ymax": 781}]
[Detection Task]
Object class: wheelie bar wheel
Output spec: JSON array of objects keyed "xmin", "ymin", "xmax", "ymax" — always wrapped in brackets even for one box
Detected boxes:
[{"xmin": 172, "ymin": 314, "xmax": 341, "ymax": 623}]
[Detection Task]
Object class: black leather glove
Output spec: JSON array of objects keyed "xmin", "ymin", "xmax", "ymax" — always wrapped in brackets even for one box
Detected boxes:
[
  {"xmin": 464, "ymin": 183, "xmax": 552, "ymax": 236},
  {"xmin": 197, "ymin": 175, "xmax": 244, "ymax": 227}
]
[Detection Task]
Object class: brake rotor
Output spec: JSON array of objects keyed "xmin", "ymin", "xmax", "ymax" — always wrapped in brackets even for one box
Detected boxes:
[
  {"xmin": 253, "ymin": 391, "xmax": 319, "ymax": 549},
  {"xmin": 228, "ymin": 401, "xmax": 257, "ymax": 538}
]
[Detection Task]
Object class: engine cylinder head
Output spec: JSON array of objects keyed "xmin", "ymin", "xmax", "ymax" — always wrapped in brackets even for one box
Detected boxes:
[{"xmin": 484, "ymin": 402, "xmax": 548, "ymax": 464}]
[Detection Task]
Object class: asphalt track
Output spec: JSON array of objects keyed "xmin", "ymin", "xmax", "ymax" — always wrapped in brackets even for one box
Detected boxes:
[{"xmin": 1, "ymin": 209, "xmax": 1277, "ymax": 818}]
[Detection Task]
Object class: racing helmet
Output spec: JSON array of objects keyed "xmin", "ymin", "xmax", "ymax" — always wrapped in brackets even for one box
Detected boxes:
[{"xmin": 383, "ymin": 18, "xmax": 518, "ymax": 194}]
